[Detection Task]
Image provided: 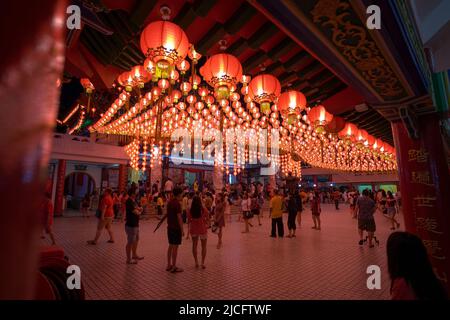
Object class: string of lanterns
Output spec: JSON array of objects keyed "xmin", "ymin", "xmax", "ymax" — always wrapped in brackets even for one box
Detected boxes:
[{"xmin": 88, "ymin": 18, "xmax": 397, "ymax": 175}]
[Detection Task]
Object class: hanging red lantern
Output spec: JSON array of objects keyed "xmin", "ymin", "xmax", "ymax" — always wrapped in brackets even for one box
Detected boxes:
[
  {"xmin": 131, "ymin": 65, "xmax": 151, "ymax": 88},
  {"xmin": 80, "ymin": 78, "xmax": 94, "ymax": 93},
  {"xmin": 325, "ymin": 116, "xmax": 346, "ymax": 134},
  {"xmin": 200, "ymin": 53, "xmax": 243, "ymax": 99},
  {"xmin": 187, "ymin": 44, "xmax": 202, "ymax": 63},
  {"xmin": 176, "ymin": 59, "xmax": 190, "ymax": 73},
  {"xmin": 338, "ymin": 122, "xmax": 358, "ymax": 143},
  {"xmin": 307, "ymin": 105, "xmax": 333, "ymax": 133},
  {"xmin": 248, "ymin": 74, "xmax": 281, "ymax": 114},
  {"xmin": 140, "ymin": 20, "xmax": 189, "ymax": 68},
  {"xmin": 355, "ymin": 129, "xmax": 369, "ymax": 147},
  {"xmin": 118, "ymin": 71, "xmax": 135, "ymax": 92},
  {"xmin": 277, "ymin": 90, "xmax": 307, "ymax": 115}
]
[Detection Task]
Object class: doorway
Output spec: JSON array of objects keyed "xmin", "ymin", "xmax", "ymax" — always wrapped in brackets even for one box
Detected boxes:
[{"xmin": 64, "ymin": 172, "xmax": 96, "ymax": 209}]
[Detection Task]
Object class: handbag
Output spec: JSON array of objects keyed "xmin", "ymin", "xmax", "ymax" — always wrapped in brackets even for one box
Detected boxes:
[{"xmin": 211, "ymin": 222, "xmax": 219, "ymax": 234}]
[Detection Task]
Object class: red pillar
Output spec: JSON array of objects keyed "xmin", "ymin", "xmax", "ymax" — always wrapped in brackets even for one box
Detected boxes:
[
  {"xmin": 392, "ymin": 114, "xmax": 450, "ymax": 292},
  {"xmin": 118, "ymin": 164, "xmax": 127, "ymax": 193},
  {"xmin": 54, "ymin": 159, "xmax": 66, "ymax": 216},
  {"xmin": 0, "ymin": 1, "xmax": 66, "ymax": 298}
]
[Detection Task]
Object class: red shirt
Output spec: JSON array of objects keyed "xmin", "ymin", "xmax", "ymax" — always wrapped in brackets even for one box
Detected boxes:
[
  {"xmin": 188, "ymin": 208, "xmax": 208, "ymax": 235},
  {"xmin": 101, "ymin": 195, "xmax": 114, "ymax": 218}
]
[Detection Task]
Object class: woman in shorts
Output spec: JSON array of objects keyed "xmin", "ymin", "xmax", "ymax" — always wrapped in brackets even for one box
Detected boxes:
[
  {"xmin": 386, "ymin": 191, "xmax": 400, "ymax": 230},
  {"xmin": 188, "ymin": 195, "xmax": 209, "ymax": 269}
]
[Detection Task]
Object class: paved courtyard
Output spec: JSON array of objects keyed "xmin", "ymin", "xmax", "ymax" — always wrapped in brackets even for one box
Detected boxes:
[{"xmin": 46, "ymin": 203, "xmax": 402, "ymax": 300}]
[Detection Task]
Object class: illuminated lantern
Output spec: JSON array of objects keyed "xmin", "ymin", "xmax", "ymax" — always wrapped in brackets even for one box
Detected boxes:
[
  {"xmin": 181, "ymin": 81, "xmax": 191, "ymax": 94},
  {"xmin": 158, "ymin": 78, "xmax": 170, "ymax": 91},
  {"xmin": 144, "ymin": 58, "xmax": 155, "ymax": 74},
  {"xmin": 355, "ymin": 129, "xmax": 369, "ymax": 147},
  {"xmin": 278, "ymin": 90, "xmax": 306, "ymax": 116},
  {"xmin": 364, "ymin": 134, "xmax": 375, "ymax": 149},
  {"xmin": 324, "ymin": 116, "xmax": 346, "ymax": 134},
  {"xmin": 200, "ymin": 53, "xmax": 243, "ymax": 99},
  {"xmin": 191, "ymin": 74, "xmax": 201, "ymax": 90},
  {"xmin": 80, "ymin": 78, "xmax": 94, "ymax": 93},
  {"xmin": 188, "ymin": 44, "xmax": 202, "ymax": 63},
  {"xmin": 140, "ymin": 20, "xmax": 189, "ymax": 77},
  {"xmin": 176, "ymin": 59, "xmax": 190, "ymax": 74},
  {"xmin": 118, "ymin": 71, "xmax": 135, "ymax": 92},
  {"xmin": 307, "ymin": 105, "xmax": 333, "ymax": 133},
  {"xmin": 338, "ymin": 122, "xmax": 358, "ymax": 143},
  {"xmin": 187, "ymin": 94, "xmax": 197, "ymax": 105},
  {"xmin": 248, "ymin": 74, "xmax": 281, "ymax": 114},
  {"xmin": 171, "ymin": 89, "xmax": 182, "ymax": 103},
  {"xmin": 205, "ymin": 95, "xmax": 215, "ymax": 106},
  {"xmin": 131, "ymin": 65, "xmax": 151, "ymax": 88}
]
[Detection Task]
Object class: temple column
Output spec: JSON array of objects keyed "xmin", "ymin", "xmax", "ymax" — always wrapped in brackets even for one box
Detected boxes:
[
  {"xmin": 54, "ymin": 159, "xmax": 66, "ymax": 216},
  {"xmin": 0, "ymin": 0, "xmax": 66, "ymax": 299},
  {"xmin": 392, "ymin": 114, "xmax": 450, "ymax": 292},
  {"xmin": 151, "ymin": 161, "xmax": 162, "ymax": 192},
  {"xmin": 118, "ymin": 164, "xmax": 127, "ymax": 193},
  {"xmin": 212, "ymin": 165, "xmax": 224, "ymax": 193}
]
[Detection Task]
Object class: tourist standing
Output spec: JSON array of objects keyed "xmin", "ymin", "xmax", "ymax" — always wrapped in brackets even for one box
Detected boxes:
[
  {"xmin": 41, "ymin": 192, "xmax": 56, "ymax": 245},
  {"xmin": 332, "ymin": 189, "xmax": 341, "ymax": 210},
  {"xmin": 311, "ymin": 191, "xmax": 321, "ymax": 230},
  {"xmin": 355, "ymin": 189, "xmax": 376, "ymax": 247},
  {"xmin": 87, "ymin": 188, "xmax": 115, "ymax": 245},
  {"xmin": 286, "ymin": 192, "xmax": 298, "ymax": 238},
  {"xmin": 250, "ymin": 193, "xmax": 262, "ymax": 226},
  {"xmin": 124, "ymin": 190, "xmax": 143, "ymax": 264},
  {"xmin": 214, "ymin": 193, "xmax": 226, "ymax": 249},
  {"xmin": 188, "ymin": 195, "xmax": 209, "ymax": 268},
  {"xmin": 295, "ymin": 190, "xmax": 303, "ymax": 227},
  {"xmin": 241, "ymin": 192, "xmax": 252, "ymax": 233},
  {"xmin": 269, "ymin": 189, "xmax": 284, "ymax": 237},
  {"xmin": 166, "ymin": 187, "xmax": 184, "ymax": 273},
  {"xmin": 387, "ymin": 232, "xmax": 447, "ymax": 300},
  {"xmin": 386, "ymin": 191, "xmax": 401, "ymax": 230},
  {"xmin": 164, "ymin": 178, "xmax": 174, "ymax": 196}
]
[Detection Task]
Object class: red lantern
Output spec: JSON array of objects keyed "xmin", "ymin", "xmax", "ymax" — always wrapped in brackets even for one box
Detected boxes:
[
  {"xmin": 131, "ymin": 65, "xmax": 151, "ymax": 88},
  {"xmin": 307, "ymin": 105, "xmax": 333, "ymax": 133},
  {"xmin": 248, "ymin": 74, "xmax": 281, "ymax": 113},
  {"xmin": 188, "ymin": 44, "xmax": 202, "ymax": 63},
  {"xmin": 338, "ymin": 122, "xmax": 358, "ymax": 142},
  {"xmin": 117, "ymin": 71, "xmax": 135, "ymax": 92},
  {"xmin": 80, "ymin": 78, "xmax": 94, "ymax": 93},
  {"xmin": 325, "ymin": 116, "xmax": 346, "ymax": 134},
  {"xmin": 140, "ymin": 21, "xmax": 189, "ymax": 68},
  {"xmin": 364, "ymin": 134, "xmax": 375, "ymax": 148},
  {"xmin": 356, "ymin": 129, "xmax": 369, "ymax": 146},
  {"xmin": 176, "ymin": 59, "xmax": 190, "ymax": 73},
  {"xmin": 200, "ymin": 53, "xmax": 243, "ymax": 99},
  {"xmin": 277, "ymin": 90, "xmax": 307, "ymax": 115}
]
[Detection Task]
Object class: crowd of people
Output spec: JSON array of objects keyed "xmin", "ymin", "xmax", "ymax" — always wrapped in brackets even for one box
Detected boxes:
[{"xmin": 41, "ymin": 178, "xmax": 447, "ymax": 300}]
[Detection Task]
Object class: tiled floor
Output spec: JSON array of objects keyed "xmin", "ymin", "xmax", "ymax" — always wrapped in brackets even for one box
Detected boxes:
[{"xmin": 46, "ymin": 203, "xmax": 402, "ymax": 300}]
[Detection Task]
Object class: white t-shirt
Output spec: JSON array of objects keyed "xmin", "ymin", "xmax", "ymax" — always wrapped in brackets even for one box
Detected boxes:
[
  {"xmin": 164, "ymin": 180, "xmax": 173, "ymax": 192},
  {"xmin": 241, "ymin": 199, "xmax": 251, "ymax": 212}
]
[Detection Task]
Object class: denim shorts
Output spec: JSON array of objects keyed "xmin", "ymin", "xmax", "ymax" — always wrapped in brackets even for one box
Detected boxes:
[{"xmin": 125, "ymin": 226, "xmax": 139, "ymax": 243}]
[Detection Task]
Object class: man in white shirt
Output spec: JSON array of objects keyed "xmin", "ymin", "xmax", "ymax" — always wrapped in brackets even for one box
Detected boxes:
[{"xmin": 164, "ymin": 178, "xmax": 174, "ymax": 195}]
